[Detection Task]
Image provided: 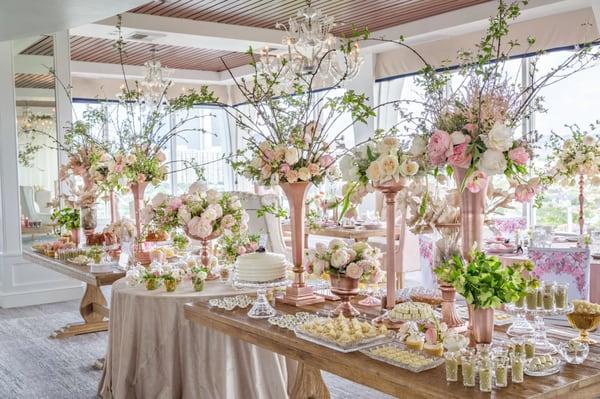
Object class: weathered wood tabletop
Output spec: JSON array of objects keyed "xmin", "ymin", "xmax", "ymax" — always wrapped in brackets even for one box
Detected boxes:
[
  {"xmin": 23, "ymin": 249, "xmax": 125, "ymax": 338},
  {"xmin": 184, "ymin": 297, "xmax": 600, "ymax": 399}
]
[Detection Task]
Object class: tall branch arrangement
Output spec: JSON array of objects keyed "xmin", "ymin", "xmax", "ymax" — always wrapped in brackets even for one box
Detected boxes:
[{"xmin": 391, "ymin": 0, "xmax": 600, "ymax": 198}]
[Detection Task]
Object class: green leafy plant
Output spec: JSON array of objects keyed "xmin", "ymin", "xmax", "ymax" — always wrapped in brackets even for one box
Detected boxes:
[
  {"xmin": 257, "ymin": 204, "xmax": 288, "ymax": 218},
  {"xmin": 51, "ymin": 208, "xmax": 80, "ymax": 231},
  {"xmin": 434, "ymin": 250, "xmax": 538, "ymax": 308}
]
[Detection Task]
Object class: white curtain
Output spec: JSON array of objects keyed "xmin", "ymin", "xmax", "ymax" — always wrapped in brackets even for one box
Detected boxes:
[{"xmin": 375, "ymin": 78, "xmax": 406, "ymax": 132}]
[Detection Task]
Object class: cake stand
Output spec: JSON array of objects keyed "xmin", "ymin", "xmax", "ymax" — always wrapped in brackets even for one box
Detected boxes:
[
  {"xmin": 505, "ymin": 304, "xmax": 574, "ymax": 355},
  {"xmin": 233, "ymin": 275, "xmax": 288, "ymax": 319}
]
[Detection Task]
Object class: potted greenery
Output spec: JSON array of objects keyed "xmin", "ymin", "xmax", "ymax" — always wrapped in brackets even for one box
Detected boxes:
[
  {"xmin": 51, "ymin": 207, "xmax": 81, "ymax": 246},
  {"xmin": 435, "ymin": 249, "xmax": 538, "ymax": 344}
]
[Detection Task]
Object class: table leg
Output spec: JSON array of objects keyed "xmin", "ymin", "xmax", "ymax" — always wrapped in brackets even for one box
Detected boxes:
[
  {"xmin": 290, "ymin": 362, "xmax": 330, "ymax": 399},
  {"xmin": 51, "ymin": 284, "xmax": 109, "ymax": 338}
]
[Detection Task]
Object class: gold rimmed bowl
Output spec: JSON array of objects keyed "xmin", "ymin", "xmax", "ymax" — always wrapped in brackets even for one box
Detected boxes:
[{"xmin": 566, "ymin": 312, "xmax": 600, "ymax": 344}]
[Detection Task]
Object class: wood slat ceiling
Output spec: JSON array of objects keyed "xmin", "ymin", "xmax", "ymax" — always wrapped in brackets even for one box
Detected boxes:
[
  {"xmin": 130, "ymin": 0, "xmax": 491, "ymax": 35},
  {"xmin": 20, "ymin": 35, "xmax": 253, "ymax": 72},
  {"xmin": 15, "ymin": 73, "xmax": 55, "ymax": 89}
]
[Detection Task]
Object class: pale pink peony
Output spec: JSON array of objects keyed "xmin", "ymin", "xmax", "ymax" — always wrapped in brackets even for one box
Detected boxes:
[
  {"xmin": 113, "ymin": 161, "xmax": 125, "ymax": 173},
  {"xmin": 236, "ymin": 246, "xmax": 247, "ymax": 255},
  {"xmin": 168, "ymin": 197, "xmax": 183, "ymax": 211},
  {"xmin": 262, "ymin": 148, "xmax": 275, "ymax": 161},
  {"xmin": 156, "ymin": 151, "xmax": 167, "ymax": 163},
  {"xmin": 319, "ymin": 154, "xmax": 334, "ymax": 168},
  {"xmin": 248, "ymin": 242, "xmax": 259, "ymax": 251},
  {"xmin": 447, "ymin": 143, "xmax": 472, "ymax": 169},
  {"xmin": 188, "ymin": 217, "xmax": 213, "ymax": 238},
  {"xmin": 345, "ymin": 263, "xmax": 363, "ymax": 279},
  {"xmin": 279, "ymin": 163, "xmax": 291, "ymax": 174},
  {"xmin": 465, "ymin": 170, "xmax": 488, "ymax": 193},
  {"xmin": 137, "ymin": 173, "xmax": 147, "ymax": 183},
  {"xmin": 508, "ymin": 147, "xmax": 529, "ymax": 166},
  {"xmin": 515, "ymin": 180, "xmax": 539, "ymax": 203},
  {"xmin": 427, "ymin": 129, "xmax": 451, "ymax": 166}
]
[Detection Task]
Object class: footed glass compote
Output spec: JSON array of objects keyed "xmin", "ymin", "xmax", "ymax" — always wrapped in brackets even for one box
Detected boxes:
[
  {"xmin": 233, "ymin": 274, "xmax": 288, "ymax": 319},
  {"xmin": 505, "ymin": 303, "xmax": 574, "ymax": 354}
]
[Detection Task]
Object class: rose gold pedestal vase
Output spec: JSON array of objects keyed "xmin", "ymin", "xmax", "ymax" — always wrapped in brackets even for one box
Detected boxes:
[
  {"xmin": 70, "ymin": 229, "xmax": 80, "ymax": 247},
  {"xmin": 109, "ymin": 190, "xmax": 119, "ymax": 224},
  {"xmin": 329, "ymin": 275, "xmax": 360, "ymax": 317},
  {"xmin": 185, "ymin": 228, "xmax": 221, "ymax": 280},
  {"xmin": 130, "ymin": 181, "xmax": 149, "ymax": 264},
  {"xmin": 455, "ymin": 167, "xmax": 489, "ymax": 343},
  {"xmin": 374, "ymin": 178, "xmax": 409, "ymax": 309},
  {"xmin": 439, "ymin": 281, "xmax": 466, "ymax": 329},
  {"xmin": 277, "ymin": 182, "xmax": 324, "ymax": 306},
  {"xmin": 469, "ymin": 306, "xmax": 494, "ymax": 344}
]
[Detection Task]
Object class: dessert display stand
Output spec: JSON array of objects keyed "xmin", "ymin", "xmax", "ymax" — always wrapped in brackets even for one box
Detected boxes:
[{"xmin": 233, "ymin": 276, "xmax": 288, "ymax": 319}]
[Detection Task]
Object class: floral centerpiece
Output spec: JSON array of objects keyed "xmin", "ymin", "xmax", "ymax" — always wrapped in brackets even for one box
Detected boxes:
[
  {"xmin": 51, "ymin": 207, "xmax": 81, "ymax": 245},
  {"xmin": 126, "ymin": 264, "xmax": 162, "ymax": 290},
  {"xmin": 190, "ymin": 266, "xmax": 209, "ymax": 292},
  {"xmin": 434, "ymin": 249, "xmax": 538, "ymax": 343},
  {"xmin": 305, "ymin": 240, "xmax": 383, "ymax": 283},
  {"xmin": 215, "ymin": 232, "xmax": 260, "ymax": 266},
  {"xmin": 160, "ymin": 264, "xmax": 185, "ymax": 292},
  {"xmin": 305, "ymin": 239, "xmax": 382, "ymax": 317}
]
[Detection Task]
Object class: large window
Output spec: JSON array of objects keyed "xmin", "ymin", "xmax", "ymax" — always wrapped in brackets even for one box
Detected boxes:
[{"xmin": 72, "ymin": 101, "xmax": 233, "ymax": 228}]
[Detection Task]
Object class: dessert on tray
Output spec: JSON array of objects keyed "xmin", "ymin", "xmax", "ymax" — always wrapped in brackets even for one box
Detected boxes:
[
  {"xmin": 235, "ymin": 251, "xmax": 287, "ymax": 283},
  {"xmin": 297, "ymin": 314, "xmax": 388, "ymax": 347},
  {"xmin": 388, "ymin": 302, "xmax": 434, "ymax": 322}
]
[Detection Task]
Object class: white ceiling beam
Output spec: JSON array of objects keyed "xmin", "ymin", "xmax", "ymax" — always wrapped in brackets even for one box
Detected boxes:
[
  {"xmin": 71, "ymin": 12, "xmax": 285, "ymax": 53},
  {"xmin": 71, "ymin": 60, "xmax": 224, "ymax": 85},
  {"xmin": 362, "ymin": 0, "xmax": 596, "ymax": 54}
]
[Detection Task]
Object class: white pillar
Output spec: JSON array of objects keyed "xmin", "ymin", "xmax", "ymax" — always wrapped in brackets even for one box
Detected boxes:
[
  {"xmin": 0, "ymin": 37, "xmax": 82, "ymax": 308},
  {"xmin": 54, "ymin": 31, "xmax": 71, "ymax": 180},
  {"xmin": 0, "ymin": 41, "xmax": 22, "ymax": 256}
]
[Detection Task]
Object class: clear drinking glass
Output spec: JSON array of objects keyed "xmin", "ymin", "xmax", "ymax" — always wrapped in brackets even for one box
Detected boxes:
[
  {"xmin": 461, "ymin": 350, "xmax": 477, "ymax": 387},
  {"xmin": 478, "ymin": 354, "xmax": 493, "ymax": 392},
  {"xmin": 554, "ymin": 282, "xmax": 568, "ymax": 309},
  {"xmin": 494, "ymin": 355, "xmax": 508, "ymax": 388},
  {"xmin": 542, "ymin": 281, "xmax": 555, "ymax": 311},
  {"xmin": 444, "ymin": 351, "xmax": 459, "ymax": 382},
  {"xmin": 511, "ymin": 352, "xmax": 525, "ymax": 383}
]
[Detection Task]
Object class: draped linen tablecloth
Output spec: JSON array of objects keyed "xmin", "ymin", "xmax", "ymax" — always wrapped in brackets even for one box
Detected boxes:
[{"xmin": 98, "ymin": 279, "xmax": 297, "ymax": 399}]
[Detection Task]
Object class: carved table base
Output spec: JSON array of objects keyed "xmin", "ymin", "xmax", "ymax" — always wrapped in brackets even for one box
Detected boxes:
[
  {"xmin": 290, "ymin": 362, "xmax": 331, "ymax": 399},
  {"xmin": 51, "ymin": 283, "xmax": 109, "ymax": 338}
]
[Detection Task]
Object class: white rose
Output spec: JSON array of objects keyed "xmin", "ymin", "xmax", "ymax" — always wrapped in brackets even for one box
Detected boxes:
[
  {"xmin": 450, "ymin": 131, "xmax": 468, "ymax": 145},
  {"xmin": 151, "ymin": 192, "xmax": 168, "ymax": 207},
  {"xmin": 357, "ymin": 143, "xmax": 370, "ymax": 158},
  {"xmin": 399, "ymin": 160, "xmax": 419, "ymax": 176},
  {"xmin": 206, "ymin": 189, "xmax": 220, "ymax": 204},
  {"xmin": 377, "ymin": 136, "xmax": 400, "ymax": 154},
  {"xmin": 341, "ymin": 165, "xmax": 359, "ymax": 181},
  {"xmin": 339, "ymin": 154, "xmax": 354, "ymax": 172},
  {"xmin": 366, "ymin": 161, "xmax": 382, "ymax": 182},
  {"xmin": 330, "ymin": 249, "xmax": 350, "ymax": 268},
  {"xmin": 284, "ymin": 148, "xmax": 300, "ymax": 165},
  {"xmin": 477, "ymin": 149, "xmax": 508, "ymax": 176},
  {"xmin": 125, "ymin": 154, "xmax": 137, "ymax": 164},
  {"xmin": 229, "ymin": 197, "xmax": 242, "ymax": 210},
  {"xmin": 201, "ymin": 208, "xmax": 218, "ymax": 222},
  {"xmin": 178, "ymin": 205, "xmax": 191, "ymax": 223},
  {"xmin": 409, "ymin": 136, "xmax": 427, "ymax": 156},
  {"xmin": 297, "ymin": 167, "xmax": 311, "ymax": 181},
  {"xmin": 188, "ymin": 181, "xmax": 208, "ymax": 195},
  {"xmin": 207, "ymin": 203, "xmax": 223, "ymax": 218},
  {"xmin": 251, "ymin": 156, "xmax": 264, "ymax": 169},
  {"xmin": 316, "ymin": 242, "xmax": 328, "ymax": 255},
  {"xmin": 482, "ymin": 122, "xmax": 513, "ymax": 152},
  {"xmin": 328, "ymin": 239, "xmax": 346, "ymax": 251},
  {"xmin": 379, "ymin": 155, "xmax": 399, "ymax": 177}
]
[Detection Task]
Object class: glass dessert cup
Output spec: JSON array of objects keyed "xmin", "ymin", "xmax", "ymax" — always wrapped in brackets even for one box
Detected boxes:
[
  {"xmin": 558, "ymin": 340, "xmax": 589, "ymax": 364},
  {"xmin": 566, "ymin": 312, "xmax": 600, "ymax": 344},
  {"xmin": 233, "ymin": 277, "xmax": 288, "ymax": 319}
]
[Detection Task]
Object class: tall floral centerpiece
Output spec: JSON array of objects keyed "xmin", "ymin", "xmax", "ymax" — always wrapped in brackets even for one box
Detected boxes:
[
  {"xmin": 305, "ymin": 240, "xmax": 383, "ymax": 317},
  {"xmin": 339, "ymin": 135, "xmax": 427, "ymax": 308},
  {"xmin": 544, "ymin": 124, "xmax": 600, "ymax": 236},
  {"xmin": 435, "ymin": 249, "xmax": 538, "ymax": 344},
  {"xmin": 142, "ymin": 182, "xmax": 249, "ymax": 270},
  {"xmin": 226, "ymin": 25, "xmax": 388, "ymax": 306}
]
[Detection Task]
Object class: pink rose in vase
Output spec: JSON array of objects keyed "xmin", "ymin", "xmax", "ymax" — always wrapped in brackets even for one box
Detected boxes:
[
  {"xmin": 508, "ymin": 147, "xmax": 529, "ymax": 165},
  {"xmin": 447, "ymin": 143, "xmax": 473, "ymax": 169},
  {"xmin": 465, "ymin": 170, "xmax": 488, "ymax": 193},
  {"xmin": 345, "ymin": 263, "xmax": 363, "ymax": 279},
  {"xmin": 427, "ymin": 129, "xmax": 451, "ymax": 166}
]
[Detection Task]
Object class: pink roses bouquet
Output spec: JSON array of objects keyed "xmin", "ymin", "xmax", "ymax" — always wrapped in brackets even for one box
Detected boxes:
[{"xmin": 304, "ymin": 240, "xmax": 383, "ymax": 283}]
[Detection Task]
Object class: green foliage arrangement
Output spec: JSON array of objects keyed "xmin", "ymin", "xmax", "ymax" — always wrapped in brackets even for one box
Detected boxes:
[
  {"xmin": 51, "ymin": 208, "xmax": 80, "ymax": 231},
  {"xmin": 434, "ymin": 250, "xmax": 538, "ymax": 308}
]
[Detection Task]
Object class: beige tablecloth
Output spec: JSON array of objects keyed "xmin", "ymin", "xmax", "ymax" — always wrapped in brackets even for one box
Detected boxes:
[{"xmin": 98, "ymin": 279, "xmax": 297, "ymax": 399}]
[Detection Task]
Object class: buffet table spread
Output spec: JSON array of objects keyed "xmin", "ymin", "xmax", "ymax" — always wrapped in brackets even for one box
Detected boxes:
[
  {"xmin": 23, "ymin": 248, "xmax": 124, "ymax": 338},
  {"xmin": 184, "ymin": 298, "xmax": 600, "ymax": 399},
  {"xmin": 98, "ymin": 279, "xmax": 297, "ymax": 399}
]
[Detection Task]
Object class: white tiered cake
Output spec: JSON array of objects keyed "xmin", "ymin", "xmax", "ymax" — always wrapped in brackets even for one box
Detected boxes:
[{"xmin": 236, "ymin": 251, "xmax": 287, "ymax": 283}]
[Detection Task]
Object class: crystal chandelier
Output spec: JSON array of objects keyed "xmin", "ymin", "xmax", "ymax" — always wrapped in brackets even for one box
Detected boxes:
[
  {"xmin": 141, "ymin": 46, "xmax": 170, "ymax": 106},
  {"xmin": 259, "ymin": 1, "xmax": 363, "ymax": 83}
]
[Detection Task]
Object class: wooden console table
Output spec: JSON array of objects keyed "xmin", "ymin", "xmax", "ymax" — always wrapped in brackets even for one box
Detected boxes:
[
  {"xmin": 184, "ymin": 298, "xmax": 600, "ymax": 399},
  {"xmin": 23, "ymin": 249, "xmax": 125, "ymax": 338}
]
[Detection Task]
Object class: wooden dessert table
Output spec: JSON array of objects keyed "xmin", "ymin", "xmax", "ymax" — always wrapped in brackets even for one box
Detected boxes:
[
  {"xmin": 185, "ymin": 298, "xmax": 600, "ymax": 399},
  {"xmin": 23, "ymin": 249, "xmax": 125, "ymax": 338}
]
